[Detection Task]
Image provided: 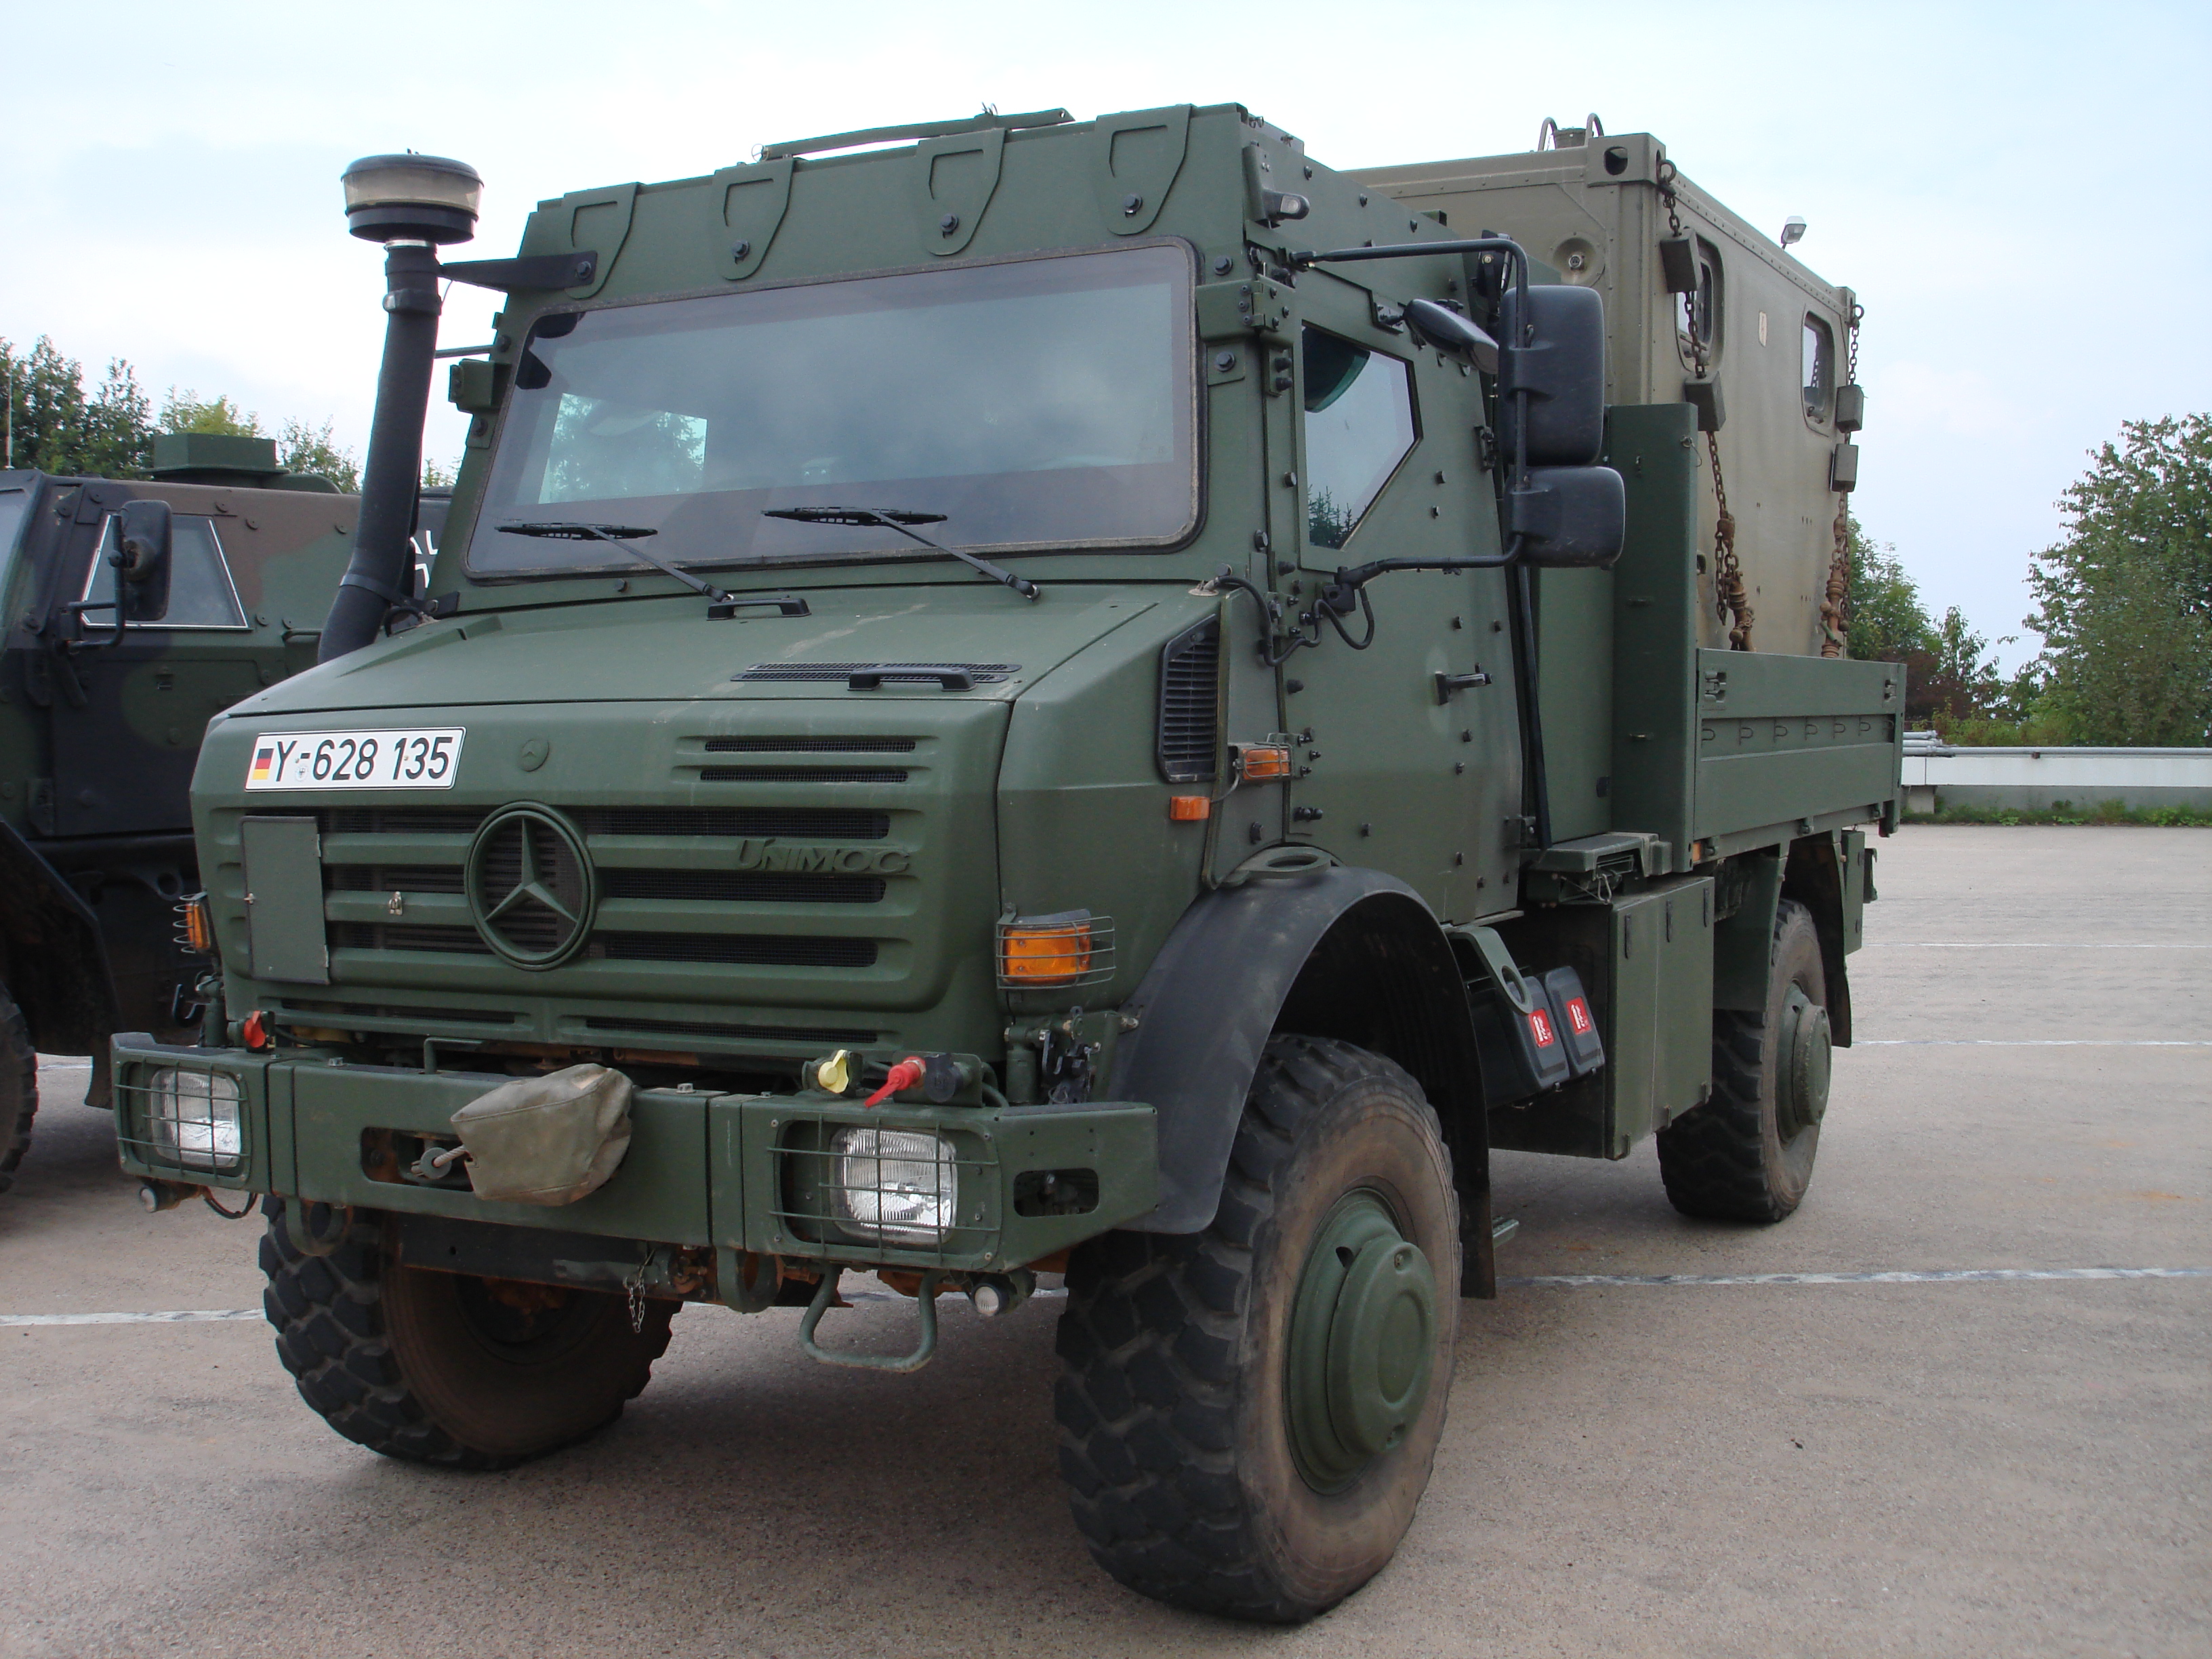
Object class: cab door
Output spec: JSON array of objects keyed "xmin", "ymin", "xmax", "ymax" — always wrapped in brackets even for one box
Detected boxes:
[
  {"xmin": 49, "ymin": 498, "xmax": 265, "ymax": 836},
  {"xmin": 1282, "ymin": 270, "xmax": 1518, "ymax": 921}
]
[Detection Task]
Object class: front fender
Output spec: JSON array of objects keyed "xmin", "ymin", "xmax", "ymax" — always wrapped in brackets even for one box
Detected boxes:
[{"xmin": 1108, "ymin": 860, "xmax": 1483, "ymax": 1241}]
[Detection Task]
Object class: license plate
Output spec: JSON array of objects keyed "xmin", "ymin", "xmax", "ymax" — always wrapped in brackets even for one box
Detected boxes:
[{"xmin": 245, "ymin": 729, "xmax": 466, "ymax": 791}]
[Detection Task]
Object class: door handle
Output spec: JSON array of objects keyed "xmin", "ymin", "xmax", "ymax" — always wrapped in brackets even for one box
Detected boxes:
[{"xmin": 1435, "ymin": 668, "xmax": 1493, "ymax": 703}]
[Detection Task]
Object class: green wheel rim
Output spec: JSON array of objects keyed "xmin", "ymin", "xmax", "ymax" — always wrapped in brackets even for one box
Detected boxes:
[
  {"xmin": 1285, "ymin": 1189, "xmax": 1438, "ymax": 1494},
  {"xmin": 1776, "ymin": 986, "xmax": 1832, "ymax": 1139}
]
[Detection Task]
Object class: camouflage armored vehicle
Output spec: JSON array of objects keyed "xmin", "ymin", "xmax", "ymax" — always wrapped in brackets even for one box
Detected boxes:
[
  {"xmin": 121, "ymin": 109, "xmax": 1895, "ymax": 1620},
  {"xmin": 0, "ymin": 434, "xmax": 356, "ymax": 1191}
]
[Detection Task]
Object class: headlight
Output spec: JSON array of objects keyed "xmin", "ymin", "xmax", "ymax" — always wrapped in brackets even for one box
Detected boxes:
[
  {"xmin": 145, "ymin": 1067, "xmax": 243, "ymax": 1173},
  {"xmin": 829, "ymin": 1126, "xmax": 958, "ymax": 1246}
]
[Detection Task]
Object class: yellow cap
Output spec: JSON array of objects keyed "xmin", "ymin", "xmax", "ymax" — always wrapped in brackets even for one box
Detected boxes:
[{"xmin": 815, "ymin": 1049, "xmax": 853, "ymax": 1093}]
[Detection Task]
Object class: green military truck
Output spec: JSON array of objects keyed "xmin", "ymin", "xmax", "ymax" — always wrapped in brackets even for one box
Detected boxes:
[
  {"xmin": 119, "ymin": 108, "xmax": 1896, "ymax": 1621},
  {"xmin": 0, "ymin": 434, "xmax": 359, "ymax": 1191}
]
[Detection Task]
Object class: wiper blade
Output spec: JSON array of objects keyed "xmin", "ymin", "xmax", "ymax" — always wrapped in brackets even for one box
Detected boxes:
[
  {"xmin": 763, "ymin": 506, "xmax": 1040, "ymax": 601},
  {"xmin": 497, "ymin": 521, "xmax": 731, "ymax": 603}
]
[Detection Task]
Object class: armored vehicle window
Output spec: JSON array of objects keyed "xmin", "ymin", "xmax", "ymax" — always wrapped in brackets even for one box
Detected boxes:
[
  {"xmin": 0, "ymin": 488, "xmax": 28, "ymax": 558},
  {"xmin": 468, "ymin": 243, "xmax": 1195, "ymax": 577},
  {"xmin": 1675, "ymin": 237, "xmax": 1724, "ymax": 369},
  {"xmin": 81, "ymin": 515, "xmax": 247, "ymax": 628},
  {"xmin": 1801, "ymin": 315, "xmax": 1835, "ymax": 423},
  {"xmin": 1301, "ymin": 328, "xmax": 1416, "ymax": 550}
]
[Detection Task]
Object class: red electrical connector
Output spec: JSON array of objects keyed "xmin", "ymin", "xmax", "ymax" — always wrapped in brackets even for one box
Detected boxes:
[
  {"xmin": 240, "ymin": 1010, "xmax": 272, "ymax": 1051},
  {"xmin": 863, "ymin": 1056, "xmax": 926, "ymax": 1107}
]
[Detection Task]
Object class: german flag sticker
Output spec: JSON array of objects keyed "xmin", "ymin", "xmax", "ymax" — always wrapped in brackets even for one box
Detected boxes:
[{"xmin": 249, "ymin": 745, "xmax": 276, "ymax": 784}]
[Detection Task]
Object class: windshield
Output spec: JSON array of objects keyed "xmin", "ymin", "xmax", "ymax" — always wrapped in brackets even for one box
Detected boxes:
[{"xmin": 467, "ymin": 243, "xmax": 1196, "ymax": 579}]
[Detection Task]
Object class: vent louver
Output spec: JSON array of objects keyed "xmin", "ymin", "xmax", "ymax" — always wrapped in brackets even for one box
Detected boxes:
[{"xmin": 1157, "ymin": 617, "xmax": 1221, "ymax": 783}]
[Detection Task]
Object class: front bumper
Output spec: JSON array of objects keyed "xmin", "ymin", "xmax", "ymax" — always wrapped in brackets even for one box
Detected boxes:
[{"xmin": 112, "ymin": 1038, "xmax": 1158, "ymax": 1274}]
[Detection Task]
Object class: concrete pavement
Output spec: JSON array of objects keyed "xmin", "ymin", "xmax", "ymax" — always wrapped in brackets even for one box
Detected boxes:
[{"xmin": 1, "ymin": 825, "xmax": 2205, "ymax": 1657}]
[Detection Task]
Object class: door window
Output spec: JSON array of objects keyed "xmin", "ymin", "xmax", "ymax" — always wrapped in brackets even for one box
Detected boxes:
[
  {"xmin": 81, "ymin": 514, "xmax": 249, "ymax": 628},
  {"xmin": 1302, "ymin": 327, "xmax": 1417, "ymax": 550}
]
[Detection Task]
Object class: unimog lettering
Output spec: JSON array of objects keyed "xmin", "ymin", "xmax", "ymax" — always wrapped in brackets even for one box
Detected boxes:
[
  {"xmin": 732, "ymin": 838, "xmax": 909, "ymax": 875},
  {"xmin": 121, "ymin": 111, "xmax": 1896, "ymax": 1625}
]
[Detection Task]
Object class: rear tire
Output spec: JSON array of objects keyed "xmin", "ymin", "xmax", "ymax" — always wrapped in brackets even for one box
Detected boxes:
[
  {"xmin": 1657, "ymin": 897, "xmax": 1830, "ymax": 1223},
  {"xmin": 0, "ymin": 984, "xmax": 37, "ymax": 1197},
  {"xmin": 1054, "ymin": 1036, "xmax": 1458, "ymax": 1622},
  {"xmin": 258, "ymin": 1197, "xmax": 674, "ymax": 1469}
]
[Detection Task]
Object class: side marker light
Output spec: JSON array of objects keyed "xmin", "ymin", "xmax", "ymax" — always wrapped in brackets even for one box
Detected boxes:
[{"xmin": 1168, "ymin": 796, "xmax": 1210, "ymax": 821}]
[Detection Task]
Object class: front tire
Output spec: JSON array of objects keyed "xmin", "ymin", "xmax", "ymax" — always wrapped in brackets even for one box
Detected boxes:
[
  {"xmin": 259, "ymin": 1198, "xmax": 674, "ymax": 1469},
  {"xmin": 1054, "ymin": 1036, "xmax": 1459, "ymax": 1622},
  {"xmin": 0, "ymin": 983, "xmax": 37, "ymax": 1197},
  {"xmin": 1657, "ymin": 897, "xmax": 1832, "ymax": 1222}
]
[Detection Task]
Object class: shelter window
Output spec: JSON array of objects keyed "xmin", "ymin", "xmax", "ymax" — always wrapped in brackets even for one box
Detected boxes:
[
  {"xmin": 1675, "ymin": 237, "xmax": 1725, "ymax": 369},
  {"xmin": 1801, "ymin": 315, "xmax": 1835, "ymax": 423},
  {"xmin": 80, "ymin": 515, "xmax": 247, "ymax": 629},
  {"xmin": 1301, "ymin": 328, "xmax": 1417, "ymax": 550}
]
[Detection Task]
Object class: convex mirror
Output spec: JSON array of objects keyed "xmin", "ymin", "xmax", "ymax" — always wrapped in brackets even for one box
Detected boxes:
[{"xmin": 1506, "ymin": 466, "xmax": 1624, "ymax": 568}]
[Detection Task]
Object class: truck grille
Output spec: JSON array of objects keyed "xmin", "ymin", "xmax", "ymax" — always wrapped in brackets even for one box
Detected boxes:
[{"xmin": 253, "ymin": 706, "xmax": 1007, "ymax": 1056}]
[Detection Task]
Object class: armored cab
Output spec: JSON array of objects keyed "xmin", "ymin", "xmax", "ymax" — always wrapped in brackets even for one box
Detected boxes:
[{"xmin": 0, "ymin": 434, "xmax": 355, "ymax": 1187}]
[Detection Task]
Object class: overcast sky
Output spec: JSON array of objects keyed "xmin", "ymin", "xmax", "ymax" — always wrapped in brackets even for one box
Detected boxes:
[{"xmin": 5, "ymin": 1, "xmax": 2205, "ymax": 665}]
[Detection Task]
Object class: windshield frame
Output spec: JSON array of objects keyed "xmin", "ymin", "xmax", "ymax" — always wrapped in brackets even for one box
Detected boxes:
[{"xmin": 460, "ymin": 238, "xmax": 1206, "ymax": 584}]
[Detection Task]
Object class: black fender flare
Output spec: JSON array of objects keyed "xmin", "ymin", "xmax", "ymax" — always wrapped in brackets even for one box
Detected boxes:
[
  {"xmin": 0, "ymin": 818, "xmax": 122, "ymax": 1071},
  {"xmin": 1107, "ymin": 863, "xmax": 1491, "ymax": 1289}
]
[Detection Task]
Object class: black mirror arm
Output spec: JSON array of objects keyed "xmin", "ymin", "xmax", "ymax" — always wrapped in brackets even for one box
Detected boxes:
[{"xmin": 1318, "ymin": 539, "xmax": 1525, "ymax": 613}]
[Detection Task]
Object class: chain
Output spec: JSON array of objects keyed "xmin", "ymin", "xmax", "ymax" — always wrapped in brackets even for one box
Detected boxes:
[
  {"xmin": 624, "ymin": 1254, "xmax": 649, "ymax": 1334},
  {"xmin": 1817, "ymin": 301, "xmax": 1865, "ymax": 658},
  {"xmin": 1660, "ymin": 163, "xmax": 1752, "ymax": 651},
  {"xmin": 1707, "ymin": 432, "xmax": 1751, "ymax": 651}
]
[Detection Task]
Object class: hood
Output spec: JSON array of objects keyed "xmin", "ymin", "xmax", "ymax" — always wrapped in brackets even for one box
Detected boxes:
[{"xmin": 225, "ymin": 583, "xmax": 1162, "ymax": 718}]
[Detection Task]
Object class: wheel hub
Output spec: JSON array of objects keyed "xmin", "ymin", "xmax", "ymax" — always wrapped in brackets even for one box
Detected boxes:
[
  {"xmin": 1776, "ymin": 986, "xmax": 1832, "ymax": 1139},
  {"xmin": 1286, "ymin": 1191, "xmax": 1437, "ymax": 1492}
]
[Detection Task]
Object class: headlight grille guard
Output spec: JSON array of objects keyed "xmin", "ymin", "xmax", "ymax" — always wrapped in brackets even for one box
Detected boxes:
[
  {"xmin": 113, "ymin": 1059, "xmax": 253, "ymax": 1186},
  {"xmin": 764, "ymin": 1107, "xmax": 1002, "ymax": 1271}
]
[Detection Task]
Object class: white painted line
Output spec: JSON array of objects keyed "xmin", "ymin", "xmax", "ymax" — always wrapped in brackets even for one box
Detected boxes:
[
  {"xmin": 1864, "ymin": 941, "xmax": 2212, "ymax": 949},
  {"xmin": 12, "ymin": 1269, "xmax": 2208, "ymax": 1326},
  {"xmin": 1503, "ymin": 1267, "xmax": 2212, "ymax": 1288},
  {"xmin": 2, "ymin": 1308, "xmax": 260, "ymax": 1328},
  {"xmin": 1856, "ymin": 1039, "xmax": 2212, "ymax": 1047}
]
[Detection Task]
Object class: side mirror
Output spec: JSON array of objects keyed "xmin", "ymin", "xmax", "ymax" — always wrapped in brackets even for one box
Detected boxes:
[
  {"xmin": 1496, "ymin": 284, "xmax": 1606, "ymax": 466},
  {"xmin": 113, "ymin": 499, "xmax": 173, "ymax": 622},
  {"xmin": 1403, "ymin": 299, "xmax": 1498, "ymax": 372},
  {"xmin": 114, "ymin": 499, "xmax": 172, "ymax": 581},
  {"xmin": 1506, "ymin": 465, "xmax": 1624, "ymax": 568}
]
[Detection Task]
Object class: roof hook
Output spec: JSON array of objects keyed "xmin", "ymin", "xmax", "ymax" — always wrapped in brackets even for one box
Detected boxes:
[{"xmin": 1536, "ymin": 116, "xmax": 1559, "ymax": 150}]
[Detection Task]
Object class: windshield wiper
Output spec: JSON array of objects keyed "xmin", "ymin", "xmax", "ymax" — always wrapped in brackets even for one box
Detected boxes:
[
  {"xmin": 762, "ymin": 507, "xmax": 1040, "ymax": 601},
  {"xmin": 497, "ymin": 521, "xmax": 734, "ymax": 605}
]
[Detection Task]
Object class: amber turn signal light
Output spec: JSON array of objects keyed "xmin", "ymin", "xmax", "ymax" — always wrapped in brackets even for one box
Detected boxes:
[
  {"xmin": 1237, "ymin": 745, "xmax": 1292, "ymax": 781},
  {"xmin": 1167, "ymin": 795, "xmax": 1210, "ymax": 821},
  {"xmin": 178, "ymin": 893, "xmax": 216, "ymax": 956},
  {"xmin": 1000, "ymin": 914, "xmax": 1093, "ymax": 986}
]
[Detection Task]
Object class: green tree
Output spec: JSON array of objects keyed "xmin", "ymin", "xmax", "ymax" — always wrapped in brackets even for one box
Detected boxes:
[
  {"xmin": 2, "ymin": 335, "xmax": 154, "ymax": 476},
  {"xmin": 421, "ymin": 455, "xmax": 456, "ymax": 490},
  {"xmin": 2026, "ymin": 415, "xmax": 2212, "ymax": 745},
  {"xmin": 280, "ymin": 418, "xmax": 362, "ymax": 493},
  {"xmin": 1843, "ymin": 519, "xmax": 1937, "ymax": 665},
  {"xmin": 158, "ymin": 389, "xmax": 262, "ymax": 436}
]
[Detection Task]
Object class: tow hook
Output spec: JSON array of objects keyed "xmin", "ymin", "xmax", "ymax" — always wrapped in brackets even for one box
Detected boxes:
[{"xmin": 800, "ymin": 1267, "xmax": 945, "ymax": 1372}]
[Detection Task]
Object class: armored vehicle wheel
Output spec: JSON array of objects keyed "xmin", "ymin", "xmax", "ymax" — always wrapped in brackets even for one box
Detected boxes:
[
  {"xmin": 1054, "ymin": 1036, "xmax": 1458, "ymax": 1622},
  {"xmin": 0, "ymin": 984, "xmax": 35, "ymax": 1196},
  {"xmin": 1657, "ymin": 897, "xmax": 1831, "ymax": 1223},
  {"xmin": 258, "ymin": 1198, "xmax": 673, "ymax": 1470}
]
